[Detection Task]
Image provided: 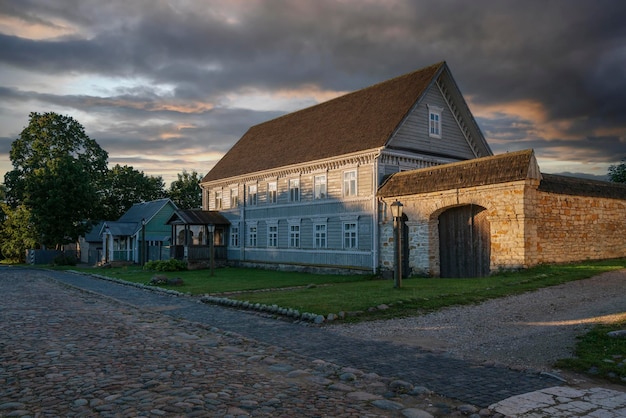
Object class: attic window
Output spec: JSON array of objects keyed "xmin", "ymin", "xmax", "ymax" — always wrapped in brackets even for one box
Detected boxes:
[{"xmin": 428, "ymin": 105, "xmax": 443, "ymax": 138}]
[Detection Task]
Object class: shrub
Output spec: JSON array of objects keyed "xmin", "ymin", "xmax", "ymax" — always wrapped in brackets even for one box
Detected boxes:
[
  {"xmin": 144, "ymin": 259, "xmax": 188, "ymax": 272},
  {"xmin": 53, "ymin": 253, "xmax": 77, "ymax": 266}
]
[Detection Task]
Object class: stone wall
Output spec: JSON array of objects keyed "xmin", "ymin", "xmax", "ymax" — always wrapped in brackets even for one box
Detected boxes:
[
  {"xmin": 527, "ymin": 186, "xmax": 626, "ymax": 265},
  {"xmin": 379, "ymin": 177, "xmax": 626, "ymax": 276},
  {"xmin": 379, "ymin": 179, "xmax": 532, "ymax": 276}
]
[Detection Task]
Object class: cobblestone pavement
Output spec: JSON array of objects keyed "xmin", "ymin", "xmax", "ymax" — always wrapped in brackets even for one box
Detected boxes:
[
  {"xmin": 1, "ymin": 269, "xmax": 464, "ymax": 417},
  {"xmin": 3, "ymin": 267, "xmax": 621, "ymax": 417}
]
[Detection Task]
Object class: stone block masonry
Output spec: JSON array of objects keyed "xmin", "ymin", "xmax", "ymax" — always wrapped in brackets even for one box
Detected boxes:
[
  {"xmin": 528, "ymin": 185, "xmax": 626, "ymax": 265},
  {"xmin": 379, "ymin": 177, "xmax": 626, "ymax": 276}
]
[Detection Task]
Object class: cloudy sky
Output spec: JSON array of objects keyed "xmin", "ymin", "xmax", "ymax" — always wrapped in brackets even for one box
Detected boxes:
[{"xmin": 1, "ymin": 0, "xmax": 625, "ymax": 185}]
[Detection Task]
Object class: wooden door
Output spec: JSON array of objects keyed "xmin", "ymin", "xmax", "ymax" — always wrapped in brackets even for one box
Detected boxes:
[{"xmin": 438, "ymin": 205, "xmax": 490, "ymax": 278}]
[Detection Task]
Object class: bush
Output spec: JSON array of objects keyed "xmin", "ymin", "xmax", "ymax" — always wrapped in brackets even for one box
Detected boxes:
[
  {"xmin": 53, "ymin": 253, "xmax": 77, "ymax": 266},
  {"xmin": 144, "ymin": 259, "xmax": 188, "ymax": 272}
]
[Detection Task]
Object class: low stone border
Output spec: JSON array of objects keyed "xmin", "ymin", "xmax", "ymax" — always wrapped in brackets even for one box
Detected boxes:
[{"xmin": 67, "ymin": 270, "xmax": 396, "ymax": 324}]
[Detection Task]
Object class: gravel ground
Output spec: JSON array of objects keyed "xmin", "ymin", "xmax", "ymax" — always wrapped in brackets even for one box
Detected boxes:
[{"xmin": 329, "ymin": 269, "xmax": 626, "ymax": 373}]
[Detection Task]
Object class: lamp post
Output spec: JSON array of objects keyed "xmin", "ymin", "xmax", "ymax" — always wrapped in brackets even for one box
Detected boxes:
[
  {"xmin": 141, "ymin": 218, "xmax": 146, "ymax": 266},
  {"xmin": 390, "ymin": 200, "xmax": 403, "ymax": 288},
  {"xmin": 207, "ymin": 224, "xmax": 215, "ymax": 276}
]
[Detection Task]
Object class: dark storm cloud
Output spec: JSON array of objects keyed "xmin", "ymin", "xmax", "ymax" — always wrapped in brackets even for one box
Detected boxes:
[{"xmin": 0, "ymin": 0, "xmax": 625, "ymax": 178}]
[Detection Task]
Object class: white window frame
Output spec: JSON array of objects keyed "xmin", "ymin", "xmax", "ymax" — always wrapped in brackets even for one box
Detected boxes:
[
  {"xmin": 267, "ymin": 181, "xmax": 277, "ymax": 204},
  {"xmin": 289, "ymin": 178, "xmax": 300, "ymax": 202},
  {"xmin": 230, "ymin": 224, "xmax": 239, "ymax": 247},
  {"xmin": 248, "ymin": 224, "xmax": 257, "ymax": 247},
  {"xmin": 343, "ymin": 170, "xmax": 357, "ymax": 197},
  {"xmin": 314, "ymin": 222, "xmax": 327, "ymax": 249},
  {"xmin": 314, "ymin": 174, "xmax": 327, "ymax": 199},
  {"xmin": 288, "ymin": 222, "xmax": 300, "ymax": 248},
  {"xmin": 267, "ymin": 223, "xmax": 278, "ymax": 247},
  {"xmin": 428, "ymin": 105, "xmax": 443, "ymax": 138},
  {"xmin": 343, "ymin": 222, "xmax": 358, "ymax": 249},
  {"xmin": 230, "ymin": 188, "xmax": 239, "ymax": 208},
  {"xmin": 248, "ymin": 184, "xmax": 257, "ymax": 206},
  {"xmin": 214, "ymin": 190, "xmax": 222, "ymax": 210}
]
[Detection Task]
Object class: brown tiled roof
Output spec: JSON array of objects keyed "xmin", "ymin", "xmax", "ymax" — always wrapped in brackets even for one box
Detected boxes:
[
  {"xmin": 203, "ymin": 62, "xmax": 446, "ymax": 182},
  {"xmin": 539, "ymin": 174, "xmax": 626, "ymax": 200},
  {"xmin": 378, "ymin": 149, "xmax": 537, "ymax": 197}
]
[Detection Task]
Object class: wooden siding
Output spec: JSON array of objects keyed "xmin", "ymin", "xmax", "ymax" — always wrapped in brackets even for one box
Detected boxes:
[{"xmin": 389, "ymin": 86, "xmax": 478, "ymax": 160}]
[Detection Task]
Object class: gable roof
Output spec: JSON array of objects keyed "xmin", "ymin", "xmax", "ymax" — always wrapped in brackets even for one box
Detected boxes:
[
  {"xmin": 203, "ymin": 62, "xmax": 455, "ymax": 183},
  {"xmin": 166, "ymin": 209, "xmax": 231, "ymax": 225},
  {"xmin": 117, "ymin": 198, "xmax": 176, "ymax": 223},
  {"xmin": 378, "ymin": 149, "xmax": 540, "ymax": 197}
]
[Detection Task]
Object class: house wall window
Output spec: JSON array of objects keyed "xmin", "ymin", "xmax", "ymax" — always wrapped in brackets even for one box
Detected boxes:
[
  {"xmin": 248, "ymin": 224, "xmax": 257, "ymax": 247},
  {"xmin": 230, "ymin": 188, "xmax": 239, "ymax": 208},
  {"xmin": 248, "ymin": 184, "xmax": 257, "ymax": 206},
  {"xmin": 215, "ymin": 190, "xmax": 222, "ymax": 210},
  {"xmin": 230, "ymin": 225, "xmax": 239, "ymax": 247},
  {"xmin": 428, "ymin": 105, "xmax": 443, "ymax": 138},
  {"xmin": 343, "ymin": 170, "xmax": 357, "ymax": 197},
  {"xmin": 267, "ymin": 182, "xmax": 277, "ymax": 204},
  {"xmin": 289, "ymin": 224, "xmax": 300, "ymax": 248},
  {"xmin": 289, "ymin": 178, "xmax": 300, "ymax": 202},
  {"xmin": 314, "ymin": 175, "xmax": 327, "ymax": 199},
  {"xmin": 343, "ymin": 222, "xmax": 358, "ymax": 249},
  {"xmin": 268, "ymin": 224, "xmax": 278, "ymax": 247},
  {"xmin": 314, "ymin": 223, "xmax": 327, "ymax": 248}
]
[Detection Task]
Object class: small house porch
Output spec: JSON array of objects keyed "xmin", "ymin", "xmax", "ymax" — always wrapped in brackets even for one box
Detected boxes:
[{"xmin": 167, "ymin": 209, "xmax": 230, "ymax": 263}]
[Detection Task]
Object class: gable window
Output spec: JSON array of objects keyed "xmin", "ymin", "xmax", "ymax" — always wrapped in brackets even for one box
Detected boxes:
[
  {"xmin": 230, "ymin": 225, "xmax": 239, "ymax": 247},
  {"xmin": 214, "ymin": 190, "xmax": 223, "ymax": 210},
  {"xmin": 230, "ymin": 188, "xmax": 239, "ymax": 208},
  {"xmin": 248, "ymin": 224, "xmax": 257, "ymax": 247},
  {"xmin": 428, "ymin": 105, "xmax": 443, "ymax": 138},
  {"xmin": 289, "ymin": 178, "xmax": 300, "ymax": 202},
  {"xmin": 343, "ymin": 170, "xmax": 357, "ymax": 197},
  {"xmin": 248, "ymin": 184, "xmax": 257, "ymax": 206},
  {"xmin": 314, "ymin": 175, "xmax": 327, "ymax": 199},
  {"xmin": 343, "ymin": 222, "xmax": 358, "ymax": 249},
  {"xmin": 314, "ymin": 223, "xmax": 327, "ymax": 248},
  {"xmin": 268, "ymin": 223, "xmax": 278, "ymax": 247},
  {"xmin": 267, "ymin": 182, "xmax": 277, "ymax": 204}
]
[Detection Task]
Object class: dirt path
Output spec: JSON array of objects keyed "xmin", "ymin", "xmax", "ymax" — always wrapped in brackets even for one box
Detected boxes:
[{"xmin": 330, "ymin": 269, "xmax": 626, "ymax": 374}]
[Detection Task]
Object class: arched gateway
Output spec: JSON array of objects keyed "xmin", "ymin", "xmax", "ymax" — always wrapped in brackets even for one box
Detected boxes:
[{"xmin": 438, "ymin": 205, "xmax": 490, "ymax": 278}]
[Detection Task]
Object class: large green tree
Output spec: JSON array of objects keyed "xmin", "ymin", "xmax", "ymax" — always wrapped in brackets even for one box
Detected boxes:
[
  {"xmin": 101, "ymin": 164, "xmax": 166, "ymax": 220},
  {"xmin": 608, "ymin": 160, "xmax": 626, "ymax": 183},
  {"xmin": 0, "ymin": 203, "xmax": 38, "ymax": 261},
  {"xmin": 168, "ymin": 170, "xmax": 203, "ymax": 209},
  {"xmin": 4, "ymin": 112, "xmax": 108, "ymax": 248}
]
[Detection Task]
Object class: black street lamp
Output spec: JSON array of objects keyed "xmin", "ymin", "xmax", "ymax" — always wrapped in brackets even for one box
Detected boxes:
[{"xmin": 390, "ymin": 200, "xmax": 404, "ymax": 288}]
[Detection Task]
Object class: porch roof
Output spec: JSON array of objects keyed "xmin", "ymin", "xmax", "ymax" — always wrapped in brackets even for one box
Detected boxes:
[
  {"xmin": 166, "ymin": 209, "xmax": 230, "ymax": 226},
  {"xmin": 103, "ymin": 222, "xmax": 138, "ymax": 237}
]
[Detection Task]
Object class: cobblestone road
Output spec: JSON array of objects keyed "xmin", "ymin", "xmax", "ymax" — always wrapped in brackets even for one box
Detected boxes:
[{"xmin": 1, "ymin": 267, "xmax": 564, "ymax": 416}]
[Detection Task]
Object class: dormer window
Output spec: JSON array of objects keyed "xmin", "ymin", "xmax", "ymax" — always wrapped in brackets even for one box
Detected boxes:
[{"xmin": 428, "ymin": 105, "xmax": 443, "ymax": 138}]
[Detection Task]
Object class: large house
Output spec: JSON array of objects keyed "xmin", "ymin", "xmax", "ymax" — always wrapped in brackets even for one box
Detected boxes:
[{"xmin": 200, "ymin": 62, "xmax": 493, "ymax": 273}]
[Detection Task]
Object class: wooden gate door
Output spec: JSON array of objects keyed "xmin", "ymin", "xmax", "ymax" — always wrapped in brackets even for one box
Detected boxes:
[{"xmin": 438, "ymin": 205, "xmax": 490, "ymax": 278}]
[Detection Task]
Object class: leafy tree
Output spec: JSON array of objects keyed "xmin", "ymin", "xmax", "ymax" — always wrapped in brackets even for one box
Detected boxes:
[
  {"xmin": 101, "ymin": 164, "xmax": 166, "ymax": 220},
  {"xmin": 168, "ymin": 170, "xmax": 203, "ymax": 209},
  {"xmin": 608, "ymin": 160, "xmax": 626, "ymax": 183},
  {"xmin": 0, "ymin": 203, "xmax": 38, "ymax": 262},
  {"xmin": 4, "ymin": 112, "xmax": 108, "ymax": 248}
]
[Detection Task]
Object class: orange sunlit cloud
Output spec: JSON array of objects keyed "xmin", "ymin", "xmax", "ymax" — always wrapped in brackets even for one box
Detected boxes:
[
  {"xmin": 0, "ymin": 15, "xmax": 78, "ymax": 40},
  {"xmin": 467, "ymin": 97, "xmax": 584, "ymax": 142}
]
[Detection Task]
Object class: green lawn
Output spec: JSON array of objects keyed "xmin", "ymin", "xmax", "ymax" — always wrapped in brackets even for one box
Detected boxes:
[
  {"xmin": 67, "ymin": 259, "xmax": 626, "ymax": 317},
  {"xmin": 555, "ymin": 318, "xmax": 626, "ymax": 384}
]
